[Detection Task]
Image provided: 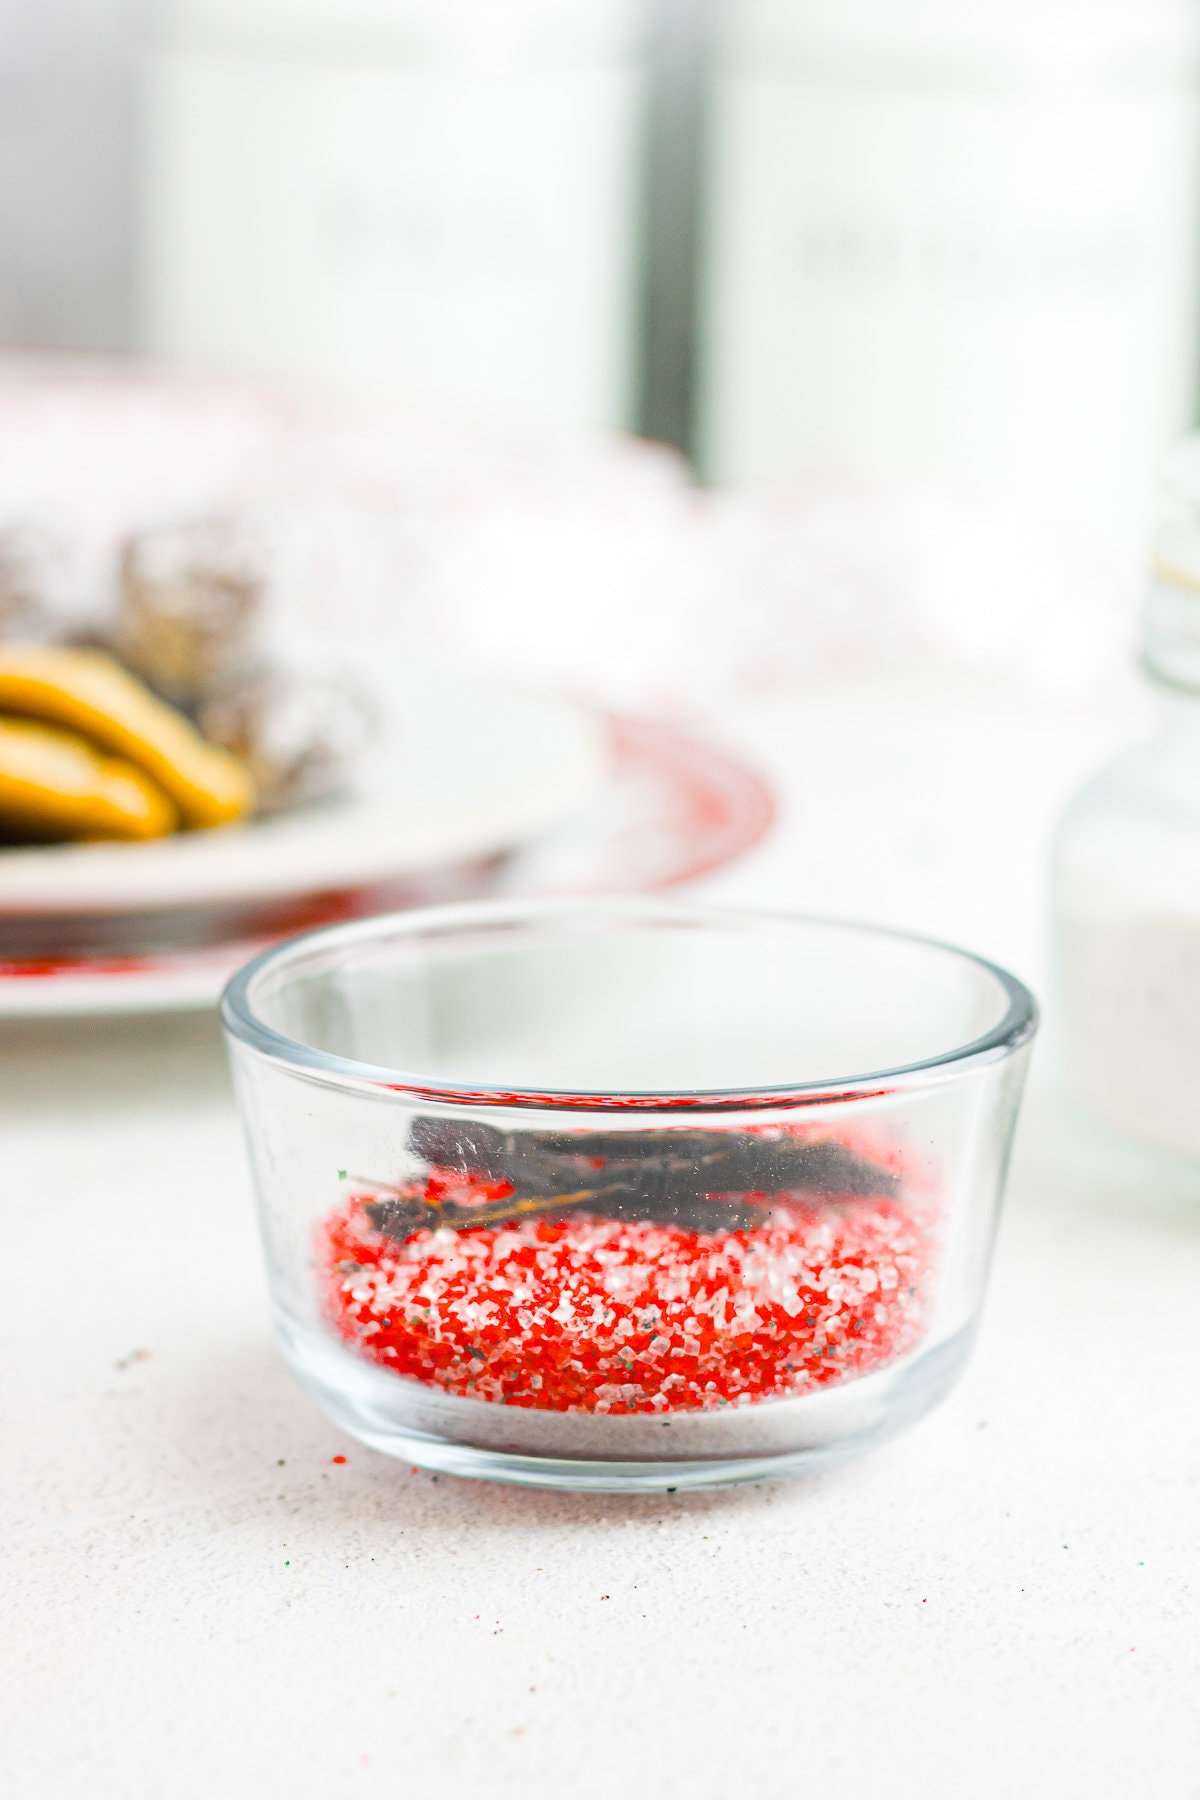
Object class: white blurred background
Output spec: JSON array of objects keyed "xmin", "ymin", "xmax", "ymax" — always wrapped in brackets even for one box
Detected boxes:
[{"xmin": 3, "ymin": 0, "xmax": 1200, "ymax": 704}]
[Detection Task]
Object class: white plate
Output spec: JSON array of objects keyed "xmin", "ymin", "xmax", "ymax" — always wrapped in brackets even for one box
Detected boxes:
[
  {"xmin": 0, "ymin": 678, "xmax": 606, "ymax": 918},
  {"xmin": 0, "ymin": 942, "xmax": 268, "ymax": 1017},
  {"xmin": 0, "ymin": 715, "xmax": 776, "ymax": 1016}
]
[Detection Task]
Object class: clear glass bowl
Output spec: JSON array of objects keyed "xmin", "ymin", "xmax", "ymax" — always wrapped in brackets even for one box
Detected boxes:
[{"xmin": 221, "ymin": 898, "xmax": 1037, "ymax": 1491}]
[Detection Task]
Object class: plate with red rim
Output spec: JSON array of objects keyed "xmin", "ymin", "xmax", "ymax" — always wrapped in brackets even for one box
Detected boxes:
[
  {"xmin": 0, "ymin": 716, "xmax": 774, "ymax": 1016},
  {"xmin": 0, "ymin": 678, "xmax": 605, "ymax": 923}
]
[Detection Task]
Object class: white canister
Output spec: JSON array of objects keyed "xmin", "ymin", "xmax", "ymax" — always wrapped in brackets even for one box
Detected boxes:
[
  {"xmin": 699, "ymin": 0, "xmax": 1200, "ymax": 556},
  {"xmin": 138, "ymin": 0, "xmax": 646, "ymax": 430}
]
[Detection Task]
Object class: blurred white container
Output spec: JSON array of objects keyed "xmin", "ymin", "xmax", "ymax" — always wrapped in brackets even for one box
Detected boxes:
[
  {"xmin": 700, "ymin": 0, "xmax": 1200, "ymax": 554},
  {"xmin": 139, "ymin": 0, "xmax": 645, "ymax": 429},
  {"xmin": 1052, "ymin": 438, "xmax": 1200, "ymax": 1162}
]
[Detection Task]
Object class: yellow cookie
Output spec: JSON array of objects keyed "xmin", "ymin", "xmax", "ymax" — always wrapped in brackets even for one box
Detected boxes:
[
  {"xmin": 0, "ymin": 645, "xmax": 254, "ymax": 828},
  {"xmin": 0, "ymin": 715, "xmax": 180, "ymax": 841}
]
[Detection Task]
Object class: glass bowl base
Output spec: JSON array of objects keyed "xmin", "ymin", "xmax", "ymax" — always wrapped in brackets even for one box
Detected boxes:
[{"xmin": 275, "ymin": 1308, "xmax": 973, "ymax": 1492}]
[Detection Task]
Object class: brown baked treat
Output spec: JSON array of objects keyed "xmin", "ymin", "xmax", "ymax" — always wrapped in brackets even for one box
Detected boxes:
[
  {"xmin": 197, "ymin": 665, "xmax": 373, "ymax": 813},
  {"xmin": 0, "ymin": 646, "xmax": 254, "ymax": 828},
  {"xmin": 0, "ymin": 525, "xmax": 68, "ymax": 642},
  {"xmin": 0, "ymin": 715, "xmax": 179, "ymax": 842},
  {"xmin": 116, "ymin": 518, "xmax": 265, "ymax": 708}
]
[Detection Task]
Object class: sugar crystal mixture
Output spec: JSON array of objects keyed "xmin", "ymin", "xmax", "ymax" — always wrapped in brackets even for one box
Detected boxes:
[{"xmin": 322, "ymin": 1170, "xmax": 934, "ymax": 1414}]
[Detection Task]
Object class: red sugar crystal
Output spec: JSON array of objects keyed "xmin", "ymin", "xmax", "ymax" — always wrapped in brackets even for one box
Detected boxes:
[{"xmin": 321, "ymin": 1179, "xmax": 934, "ymax": 1415}]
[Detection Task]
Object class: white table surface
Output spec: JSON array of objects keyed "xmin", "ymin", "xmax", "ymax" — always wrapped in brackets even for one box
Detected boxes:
[{"xmin": 5, "ymin": 674, "xmax": 1199, "ymax": 1799}]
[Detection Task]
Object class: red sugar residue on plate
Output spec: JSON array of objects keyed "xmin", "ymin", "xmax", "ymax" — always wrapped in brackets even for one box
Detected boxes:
[{"xmin": 321, "ymin": 1182, "xmax": 934, "ymax": 1415}]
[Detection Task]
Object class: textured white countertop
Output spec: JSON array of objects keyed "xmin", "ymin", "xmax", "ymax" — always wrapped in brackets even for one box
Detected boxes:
[{"xmin": 5, "ymin": 676, "xmax": 1199, "ymax": 1799}]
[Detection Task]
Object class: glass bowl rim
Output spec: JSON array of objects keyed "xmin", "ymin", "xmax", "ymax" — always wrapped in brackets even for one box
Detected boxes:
[{"xmin": 220, "ymin": 896, "xmax": 1038, "ymax": 1113}]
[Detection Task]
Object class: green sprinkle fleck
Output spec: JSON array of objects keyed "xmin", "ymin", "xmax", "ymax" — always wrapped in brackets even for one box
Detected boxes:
[{"xmin": 338, "ymin": 1170, "xmax": 347, "ymax": 1181}]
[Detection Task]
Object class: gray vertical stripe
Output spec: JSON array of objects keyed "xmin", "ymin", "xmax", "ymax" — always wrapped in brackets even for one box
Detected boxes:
[{"xmin": 634, "ymin": 0, "xmax": 720, "ymax": 459}]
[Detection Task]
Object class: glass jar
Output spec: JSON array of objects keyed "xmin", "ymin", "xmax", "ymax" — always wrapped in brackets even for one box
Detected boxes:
[
  {"xmin": 1053, "ymin": 440, "xmax": 1200, "ymax": 1161},
  {"xmin": 221, "ymin": 897, "xmax": 1036, "ymax": 1491}
]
